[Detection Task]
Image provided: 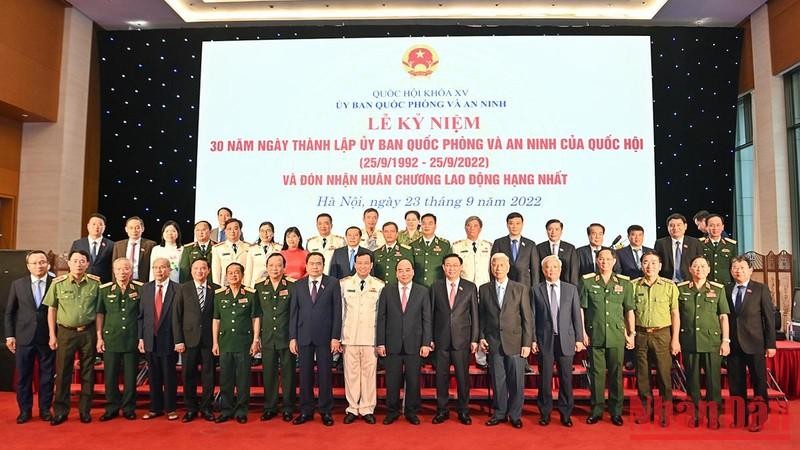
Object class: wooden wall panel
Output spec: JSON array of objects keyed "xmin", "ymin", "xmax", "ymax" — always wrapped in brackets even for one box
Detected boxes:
[
  {"xmin": 0, "ymin": 0, "xmax": 64, "ymax": 122},
  {"xmin": 739, "ymin": 18, "xmax": 754, "ymax": 93},
  {"xmin": 769, "ymin": 0, "xmax": 800, "ymax": 74}
]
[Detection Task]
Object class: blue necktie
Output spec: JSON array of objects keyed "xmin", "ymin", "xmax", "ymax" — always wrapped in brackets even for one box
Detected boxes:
[
  {"xmin": 219, "ymin": 230, "xmax": 225, "ymax": 242},
  {"xmin": 33, "ymin": 279, "xmax": 43, "ymax": 307},
  {"xmin": 349, "ymin": 249, "xmax": 356, "ymax": 272},
  {"xmin": 511, "ymin": 239, "xmax": 519, "ymax": 262},
  {"xmin": 673, "ymin": 241, "xmax": 683, "ymax": 282},
  {"xmin": 735, "ymin": 285, "xmax": 745, "ymax": 311}
]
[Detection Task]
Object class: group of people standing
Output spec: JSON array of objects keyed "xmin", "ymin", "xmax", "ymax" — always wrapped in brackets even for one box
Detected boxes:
[{"xmin": 3, "ymin": 207, "xmax": 776, "ymax": 432}]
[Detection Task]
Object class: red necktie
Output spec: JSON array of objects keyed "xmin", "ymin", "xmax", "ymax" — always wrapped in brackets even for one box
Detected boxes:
[
  {"xmin": 449, "ymin": 282, "xmax": 456, "ymax": 309},
  {"xmin": 128, "ymin": 242, "xmax": 137, "ymax": 266},
  {"xmin": 155, "ymin": 284, "xmax": 163, "ymax": 327},
  {"xmin": 401, "ymin": 286, "xmax": 408, "ymax": 312}
]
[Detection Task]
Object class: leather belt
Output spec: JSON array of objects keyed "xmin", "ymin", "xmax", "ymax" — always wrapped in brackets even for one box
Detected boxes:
[
  {"xmin": 58, "ymin": 323, "xmax": 93, "ymax": 332},
  {"xmin": 635, "ymin": 325, "xmax": 669, "ymax": 333}
]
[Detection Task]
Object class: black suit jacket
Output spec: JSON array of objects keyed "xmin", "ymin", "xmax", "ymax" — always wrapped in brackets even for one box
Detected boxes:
[
  {"xmin": 536, "ymin": 241, "xmax": 579, "ymax": 285},
  {"xmin": 653, "ymin": 236, "xmax": 703, "ymax": 280},
  {"xmin": 329, "ymin": 246, "xmax": 372, "ymax": 280},
  {"xmin": 112, "ymin": 238, "xmax": 158, "ymax": 282},
  {"xmin": 289, "ymin": 275, "xmax": 342, "ymax": 346},
  {"xmin": 616, "ymin": 245, "xmax": 654, "ymax": 279},
  {"xmin": 532, "ymin": 281, "xmax": 583, "ymax": 356},
  {"xmin": 430, "ymin": 278, "xmax": 479, "ymax": 351},
  {"xmin": 71, "ymin": 237, "xmax": 115, "ymax": 283},
  {"xmin": 139, "ymin": 280, "xmax": 177, "ymax": 355},
  {"xmin": 478, "ymin": 279, "xmax": 533, "ymax": 355},
  {"xmin": 377, "ymin": 282, "xmax": 432, "ymax": 354},
  {"xmin": 491, "ymin": 236, "xmax": 539, "ymax": 287},
  {"xmin": 725, "ymin": 280, "xmax": 776, "ymax": 355},
  {"xmin": 4, "ymin": 275, "xmax": 53, "ymax": 346},
  {"xmin": 172, "ymin": 280, "xmax": 219, "ymax": 348}
]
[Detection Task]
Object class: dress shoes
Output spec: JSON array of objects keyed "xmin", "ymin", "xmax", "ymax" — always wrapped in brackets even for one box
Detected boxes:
[
  {"xmin": 560, "ymin": 415, "xmax": 573, "ymax": 427},
  {"xmin": 293, "ymin": 414, "xmax": 313, "ymax": 425},
  {"xmin": 80, "ymin": 412, "xmax": 92, "ymax": 423},
  {"xmin": 16, "ymin": 411, "xmax": 32, "ymax": 424},
  {"xmin": 201, "ymin": 410, "xmax": 215, "ymax": 421},
  {"xmin": 485, "ymin": 416, "xmax": 507, "ymax": 426},
  {"xmin": 50, "ymin": 415, "xmax": 68, "ymax": 426},
  {"xmin": 405, "ymin": 414, "xmax": 420, "ymax": 425},
  {"xmin": 99, "ymin": 412, "xmax": 118, "ymax": 422},
  {"xmin": 538, "ymin": 416, "xmax": 550, "ymax": 426},
  {"xmin": 457, "ymin": 413, "xmax": 472, "ymax": 425},
  {"xmin": 123, "ymin": 411, "xmax": 136, "ymax": 420},
  {"xmin": 343, "ymin": 412, "xmax": 358, "ymax": 424},
  {"xmin": 236, "ymin": 416, "xmax": 247, "ymax": 424},
  {"xmin": 611, "ymin": 415, "xmax": 624, "ymax": 426},
  {"xmin": 383, "ymin": 414, "xmax": 399, "ymax": 425},
  {"xmin": 748, "ymin": 422, "xmax": 762, "ymax": 433},
  {"xmin": 432, "ymin": 413, "xmax": 449, "ymax": 424},
  {"xmin": 182, "ymin": 411, "xmax": 197, "ymax": 423},
  {"xmin": 282, "ymin": 412, "xmax": 293, "ymax": 422},
  {"xmin": 214, "ymin": 415, "xmax": 231, "ymax": 424},
  {"xmin": 708, "ymin": 418, "xmax": 720, "ymax": 430},
  {"xmin": 586, "ymin": 415, "xmax": 601, "ymax": 425},
  {"xmin": 321, "ymin": 414, "xmax": 334, "ymax": 426},
  {"xmin": 363, "ymin": 414, "xmax": 376, "ymax": 424},
  {"xmin": 688, "ymin": 416, "xmax": 700, "ymax": 428},
  {"xmin": 261, "ymin": 411, "xmax": 277, "ymax": 421},
  {"xmin": 40, "ymin": 411, "xmax": 53, "ymax": 422},
  {"xmin": 511, "ymin": 418, "xmax": 523, "ymax": 429}
]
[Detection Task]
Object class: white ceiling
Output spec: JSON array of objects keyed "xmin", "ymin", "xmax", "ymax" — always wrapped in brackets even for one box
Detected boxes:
[{"xmin": 66, "ymin": 0, "xmax": 766, "ymax": 30}]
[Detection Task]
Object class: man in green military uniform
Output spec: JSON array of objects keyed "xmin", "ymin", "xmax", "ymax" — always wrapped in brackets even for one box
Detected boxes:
[
  {"xmin": 580, "ymin": 248, "xmax": 635, "ymax": 426},
  {"xmin": 256, "ymin": 253, "xmax": 296, "ymax": 422},
  {"xmin": 179, "ymin": 220, "xmax": 215, "ymax": 283},
  {"xmin": 700, "ymin": 214, "xmax": 736, "ymax": 284},
  {"xmin": 374, "ymin": 222, "xmax": 412, "ymax": 285},
  {"xmin": 96, "ymin": 257, "xmax": 143, "ymax": 421},
  {"xmin": 630, "ymin": 251, "xmax": 680, "ymax": 425},
  {"xmin": 411, "ymin": 213, "xmax": 451, "ymax": 288},
  {"xmin": 677, "ymin": 255, "xmax": 730, "ymax": 429},
  {"xmin": 45, "ymin": 249, "xmax": 102, "ymax": 425},
  {"xmin": 212, "ymin": 262, "xmax": 262, "ymax": 423}
]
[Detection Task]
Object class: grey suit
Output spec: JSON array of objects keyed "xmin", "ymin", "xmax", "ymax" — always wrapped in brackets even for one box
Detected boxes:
[
  {"xmin": 533, "ymin": 281, "xmax": 583, "ymax": 418},
  {"xmin": 112, "ymin": 238, "xmax": 157, "ymax": 282},
  {"xmin": 478, "ymin": 279, "xmax": 533, "ymax": 421}
]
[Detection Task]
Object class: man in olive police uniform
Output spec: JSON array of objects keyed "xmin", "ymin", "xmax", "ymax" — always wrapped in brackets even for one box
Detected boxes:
[
  {"xmin": 45, "ymin": 250, "xmax": 102, "ymax": 425},
  {"xmin": 212, "ymin": 263, "xmax": 262, "ymax": 423},
  {"xmin": 97, "ymin": 258, "xmax": 143, "ymax": 421},
  {"xmin": 580, "ymin": 248, "xmax": 635, "ymax": 426},
  {"xmin": 677, "ymin": 255, "xmax": 730, "ymax": 428},
  {"xmin": 374, "ymin": 221, "xmax": 413, "ymax": 285},
  {"xmin": 256, "ymin": 253, "xmax": 297, "ymax": 422}
]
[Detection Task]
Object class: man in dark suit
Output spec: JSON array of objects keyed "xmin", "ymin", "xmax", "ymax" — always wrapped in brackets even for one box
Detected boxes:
[
  {"xmin": 536, "ymin": 219, "xmax": 579, "ymax": 285},
  {"xmin": 4, "ymin": 250, "xmax": 54, "ymax": 424},
  {"xmin": 289, "ymin": 252, "xmax": 342, "ymax": 426},
  {"xmin": 576, "ymin": 223, "xmax": 609, "ymax": 276},
  {"xmin": 491, "ymin": 212, "xmax": 539, "ymax": 287},
  {"xmin": 430, "ymin": 254, "xmax": 479, "ymax": 425},
  {"xmin": 330, "ymin": 226, "xmax": 371, "ymax": 280},
  {"xmin": 532, "ymin": 255, "xmax": 584, "ymax": 427},
  {"xmin": 172, "ymin": 258, "xmax": 218, "ymax": 422},
  {"xmin": 726, "ymin": 256, "xmax": 777, "ymax": 432},
  {"xmin": 138, "ymin": 258, "xmax": 179, "ymax": 420},
  {"xmin": 376, "ymin": 258, "xmax": 432, "ymax": 425},
  {"xmin": 70, "ymin": 213, "xmax": 115, "ymax": 283},
  {"xmin": 616, "ymin": 225, "xmax": 653, "ymax": 279},
  {"xmin": 111, "ymin": 216, "xmax": 157, "ymax": 282},
  {"xmin": 653, "ymin": 213, "xmax": 703, "ymax": 282},
  {"xmin": 479, "ymin": 252, "xmax": 533, "ymax": 429}
]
